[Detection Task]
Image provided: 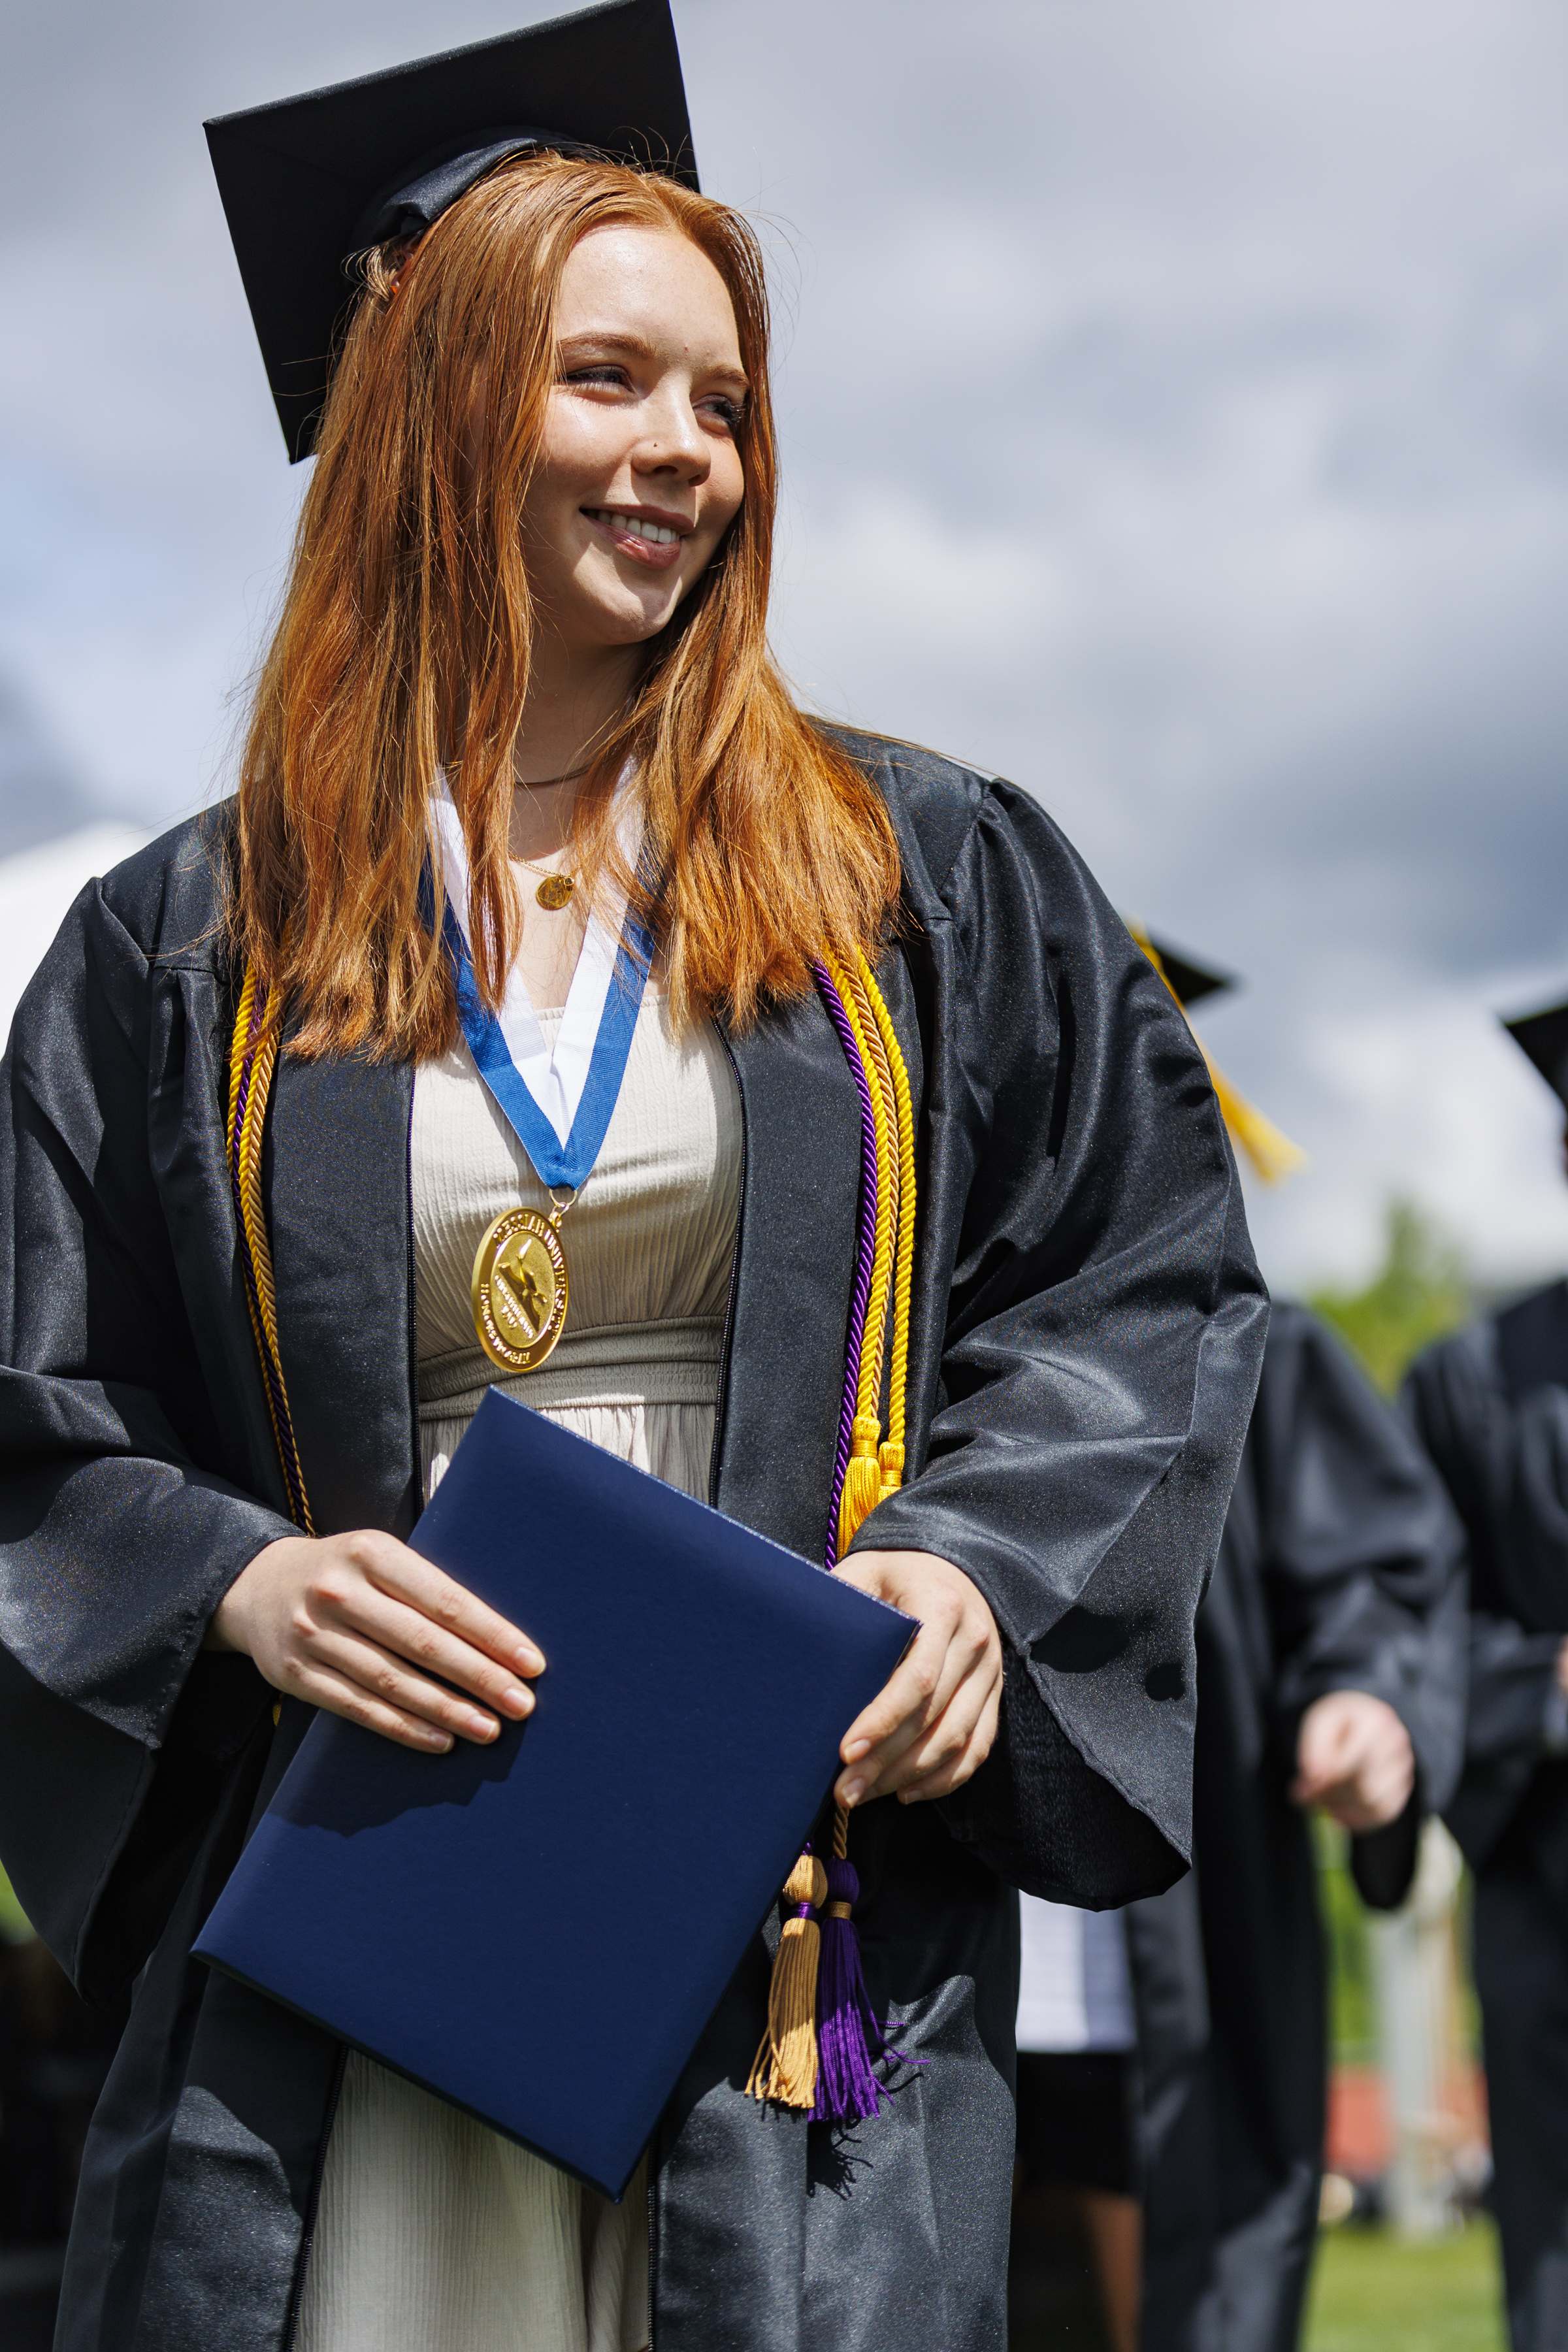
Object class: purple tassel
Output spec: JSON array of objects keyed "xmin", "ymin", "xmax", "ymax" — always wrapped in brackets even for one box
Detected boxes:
[{"xmin": 811, "ymin": 1856, "xmax": 915, "ymax": 2123}]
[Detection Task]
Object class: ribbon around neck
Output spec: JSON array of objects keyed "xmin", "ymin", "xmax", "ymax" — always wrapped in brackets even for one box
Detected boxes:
[{"xmin": 427, "ymin": 783, "xmax": 656, "ymax": 1194}]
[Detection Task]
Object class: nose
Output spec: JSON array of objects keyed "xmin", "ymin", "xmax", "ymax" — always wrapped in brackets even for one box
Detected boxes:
[{"xmin": 632, "ymin": 379, "xmax": 710, "ymax": 484}]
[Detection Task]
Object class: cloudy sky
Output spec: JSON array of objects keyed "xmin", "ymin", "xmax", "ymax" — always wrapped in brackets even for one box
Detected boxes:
[{"xmin": 3, "ymin": 0, "xmax": 1567, "ymax": 1290}]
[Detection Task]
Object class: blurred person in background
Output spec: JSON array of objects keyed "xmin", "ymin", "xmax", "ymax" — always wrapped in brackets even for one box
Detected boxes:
[
  {"xmin": 1012, "ymin": 940, "xmax": 1467, "ymax": 2352},
  {"xmin": 1405, "ymin": 997, "xmax": 1568, "ymax": 2352},
  {"xmin": 1013, "ymin": 1896, "xmax": 1142, "ymax": 2352}
]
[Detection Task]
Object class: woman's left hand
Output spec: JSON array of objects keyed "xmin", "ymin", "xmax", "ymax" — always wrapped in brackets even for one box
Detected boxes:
[{"xmin": 830, "ymin": 1549, "xmax": 1004, "ymax": 1808}]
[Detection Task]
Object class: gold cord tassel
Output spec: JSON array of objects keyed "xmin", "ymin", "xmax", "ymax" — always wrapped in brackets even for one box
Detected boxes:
[
  {"xmin": 839, "ymin": 1417, "xmax": 884, "ymax": 1554},
  {"xmin": 746, "ymin": 1851, "xmax": 828, "ymax": 2107}
]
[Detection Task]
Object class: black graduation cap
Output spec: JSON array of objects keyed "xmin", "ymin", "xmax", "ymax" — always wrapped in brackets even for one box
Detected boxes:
[
  {"xmin": 1131, "ymin": 928, "xmax": 1238, "ymax": 1011},
  {"xmin": 1503, "ymin": 998, "xmax": 1568, "ymax": 1113},
  {"xmin": 205, "ymin": 0, "xmax": 697, "ymax": 462}
]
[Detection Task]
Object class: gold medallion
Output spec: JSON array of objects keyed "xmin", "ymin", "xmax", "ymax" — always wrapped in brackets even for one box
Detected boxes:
[
  {"xmin": 534, "ymin": 873, "xmax": 575, "ymax": 911},
  {"xmin": 471, "ymin": 1207, "xmax": 570, "ymax": 1373}
]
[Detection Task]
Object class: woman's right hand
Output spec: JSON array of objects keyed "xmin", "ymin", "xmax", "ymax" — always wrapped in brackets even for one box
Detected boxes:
[{"xmin": 208, "ymin": 1531, "xmax": 544, "ymax": 1752}]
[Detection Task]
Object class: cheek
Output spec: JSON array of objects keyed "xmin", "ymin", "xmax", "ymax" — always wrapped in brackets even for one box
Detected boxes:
[
  {"xmin": 531, "ymin": 406, "xmax": 627, "ymax": 506},
  {"xmin": 704, "ymin": 447, "xmax": 747, "ymax": 540}
]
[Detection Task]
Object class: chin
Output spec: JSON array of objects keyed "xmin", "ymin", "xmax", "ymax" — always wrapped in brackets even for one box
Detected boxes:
[{"xmin": 576, "ymin": 578, "xmax": 689, "ymax": 647}]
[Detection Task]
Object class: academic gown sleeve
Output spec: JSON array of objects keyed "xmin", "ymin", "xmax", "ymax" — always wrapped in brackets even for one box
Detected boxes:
[
  {"xmin": 848, "ymin": 774, "xmax": 1271, "ymax": 1904},
  {"xmin": 0, "ymin": 841, "xmax": 292, "ymax": 2001},
  {"xmin": 1405, "ymin": 1322, "xmax": 1568, "ymax": 1868},
  {"xmin": 1245, "ymin": 1303, "xmax": 1467, "ymax": 1908}
]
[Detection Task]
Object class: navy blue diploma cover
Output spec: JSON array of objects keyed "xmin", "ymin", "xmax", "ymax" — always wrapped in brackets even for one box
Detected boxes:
[{"xmin": 194, "ymin": 1389, "xmax": 914, "ymax": 2197}]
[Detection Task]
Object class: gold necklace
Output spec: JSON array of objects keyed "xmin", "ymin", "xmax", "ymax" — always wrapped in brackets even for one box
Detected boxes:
[
  {"xmin": 513, "ymin": 761, "xmax": 591, "ymax": 909},
  {"xmin": 516, "ymin": 855, "xmax": 575, "ymax": 912}
]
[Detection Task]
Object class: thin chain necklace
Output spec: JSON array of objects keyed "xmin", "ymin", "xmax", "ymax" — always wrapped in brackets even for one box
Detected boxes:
[{"xmin": 513, "ymin": 762, "xmax": 591, "ymax": 911}]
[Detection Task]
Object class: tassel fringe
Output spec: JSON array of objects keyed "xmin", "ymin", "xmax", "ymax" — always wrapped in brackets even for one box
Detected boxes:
[
  {"xmin": 812, "ymin": 1848, "xmax": 903, "ymax": 2123},
  {"xmin": 747, "ymin": 1852, "xmax": 828, "ymax": 2108}
]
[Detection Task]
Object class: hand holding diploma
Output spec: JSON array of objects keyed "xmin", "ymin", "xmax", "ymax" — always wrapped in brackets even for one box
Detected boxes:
[
  {"xmin": 832, "ymin": 1548, "xmax": 1003, "ymax": 1809},
  {"xmin": 208, "ymin": 1531, "xmax": 544, "ymax": 1752}
]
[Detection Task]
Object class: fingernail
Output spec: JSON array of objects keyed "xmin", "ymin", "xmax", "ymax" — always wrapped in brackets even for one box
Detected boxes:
[
  {"xmin": 500, "ymin": 1686, "xmax": 531, "ymax": 1717},
  {"xmin": 515, "ymin": 1646, "xmax": 544, "ymax": 1674},
  {"xmin": 843, "ymin": 1739, "xmax": 871, "ymax": 1763},
  {"xmin": 840, "ymin": 1776, "xmax": 866, "ymax": 1808},
  {"xmin": 421, "ymin": 1730, "xmax": 453, "ymax": 1752},
  {"xmin": 465, "ymin": 1712, "xmax": 498, "ymax": 1740}
]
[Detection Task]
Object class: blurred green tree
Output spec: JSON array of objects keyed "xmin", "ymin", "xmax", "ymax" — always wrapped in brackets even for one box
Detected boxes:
[{"xmin": 1308, "ymin": 1199, "xmax": 1470, "ymax": 1398}]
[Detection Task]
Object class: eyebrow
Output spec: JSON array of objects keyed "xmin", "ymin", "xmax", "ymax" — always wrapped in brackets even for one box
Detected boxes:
[{"xmin": 556, "ymin": 329, "xmax": 749, "ymax": 388}]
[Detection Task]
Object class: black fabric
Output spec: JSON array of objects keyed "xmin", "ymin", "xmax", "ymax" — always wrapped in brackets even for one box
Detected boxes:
[
  {"xmin": 1407, "ymin": 1282, "xmax": 1568, "ymax": 2352},
  {"xmin": 0, "ymin": 738, "xmax": 1266, "ymax": 2352},
  {"xmin": 1015, "ymin": 2052, "xmax": 1140, "ymax": 2197},
  {"xmin": 1135, "ymin": 1303, "xmax": 1467, "ymax": 2352}
]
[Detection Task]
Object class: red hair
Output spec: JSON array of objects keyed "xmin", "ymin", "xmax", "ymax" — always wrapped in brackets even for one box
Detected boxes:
[{"xmin": 231, "ymin": 152, "xmax": 900, "ymax": 1056}]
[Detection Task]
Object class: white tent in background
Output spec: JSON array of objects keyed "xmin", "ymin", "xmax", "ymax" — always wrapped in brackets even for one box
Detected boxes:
[{"xmin": 0, "ymin": 823, "xmax": 157, "ymax": 1043}]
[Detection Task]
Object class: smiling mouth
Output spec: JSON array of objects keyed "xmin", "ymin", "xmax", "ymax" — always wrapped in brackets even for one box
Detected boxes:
[{"xmin": 582, "ymin": 507, "xmax": 687, "ymax": 546}]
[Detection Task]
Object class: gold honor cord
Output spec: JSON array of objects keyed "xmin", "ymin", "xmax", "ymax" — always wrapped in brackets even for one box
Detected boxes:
[
  {"xmin": 855, "ymin": 947, "xmax": 917, "ymax": 1499},
  {"xmin": 1127, "ymin": 924, "xmax": 1308, "ymax": 1187},
  {"xmin": 828, "ymin": 950, "xmax": 898, "ymax": 1557},
  {"xmin": 227, "ymin": 967, "xmax": 316, "ymax": 1537}
]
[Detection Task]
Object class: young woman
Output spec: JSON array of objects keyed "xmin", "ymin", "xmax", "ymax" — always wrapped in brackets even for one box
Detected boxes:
[{"xmin": 0, "ymin": 58, "xmax": 1267, "ymax": 2352}]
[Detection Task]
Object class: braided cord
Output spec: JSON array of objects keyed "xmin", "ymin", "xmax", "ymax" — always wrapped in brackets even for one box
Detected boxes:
[
  {"xmin": 227, "ymin": 967, "xmax": 315, "ymax": 1537},
  {"xmin": 813, "ymin": 966, "xmax": 879, "ymax": 1567},
  {"xmin": 854, "ymin": 951, "xmax": 917, "ymax": 1490},
  {"xmin": 842, "ymin": 959, "xmax": 899, "ymax": 1420},
  {"xmin": 826, "ymin": 952, "xmax": 895, "ymax": 1439}
]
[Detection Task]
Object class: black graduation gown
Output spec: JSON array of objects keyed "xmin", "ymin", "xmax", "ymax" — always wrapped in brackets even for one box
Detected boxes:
[
  {"xmin": 0, "ymin": 733, "xmax": 1266, "ymax": 2352},
  {"xmin": 1405, "ymin": 1284, "xmax": 1568, "ymax": 2352},
  {"xmin": 1132, "ymin": 1302, "xmax": 1466, "ymax": 2352}
]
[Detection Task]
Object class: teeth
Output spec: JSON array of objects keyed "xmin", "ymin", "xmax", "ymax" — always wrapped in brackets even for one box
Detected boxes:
[{"xmin": 589, "ymin": 508, "xmax": 681, "ymax": 546}]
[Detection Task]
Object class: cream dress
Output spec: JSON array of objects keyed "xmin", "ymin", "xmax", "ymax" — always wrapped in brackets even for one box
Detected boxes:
[{"xmin": 296, "ymin": 985, "xmax": 742, "ymax": 2352}]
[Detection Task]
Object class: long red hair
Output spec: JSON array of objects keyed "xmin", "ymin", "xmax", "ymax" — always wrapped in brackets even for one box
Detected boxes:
[{"xmin": 231, "ymin": 152, "xmax": 900, "ymax": 1056}]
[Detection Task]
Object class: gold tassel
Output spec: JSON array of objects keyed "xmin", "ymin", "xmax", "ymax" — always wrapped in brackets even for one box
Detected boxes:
[
  {"xmin": 838, "ymin": 1418, "xmax": 884, "ymax": 1557},
  {"xmin": 747, "ymin": 1851, "xmax": 829, "ymax": 2106},
  {"xmin": 1203, "ymin": 1066, "xmax": 1309, "ymax": 1186}
]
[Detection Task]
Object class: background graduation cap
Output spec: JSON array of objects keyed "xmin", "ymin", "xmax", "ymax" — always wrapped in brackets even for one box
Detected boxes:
[
  {"xmin": 1126, "ymin": 919, "xmax": 1307, "ymax": 1185},
  {"xmin": 206, "ymin": 0, "xmax": 697, "ymax": 462},
  {"xmin": 1503, "ymin": 997, "xmax": 1568, "ymax": 1115},
  {"xmin": 1131, "ymin": 931, "xmax": 1236, "ymax": 1013}
]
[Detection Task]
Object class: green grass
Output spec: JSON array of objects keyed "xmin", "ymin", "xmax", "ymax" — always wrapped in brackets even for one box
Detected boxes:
[{"xmin": 1304, "ymin": 2222, "xmax": 1507, "ymax": 2352}]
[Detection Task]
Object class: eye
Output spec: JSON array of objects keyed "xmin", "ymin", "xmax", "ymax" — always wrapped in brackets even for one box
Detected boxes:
[
  {"xmin": 561, "ymin": 365, "xmax": 632, "ymax": 391},
  {"xmin": 700, "ymin": 395, "xmax": 747, "ymax": 431}
]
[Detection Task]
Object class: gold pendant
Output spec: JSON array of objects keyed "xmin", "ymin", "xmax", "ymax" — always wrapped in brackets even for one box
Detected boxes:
[
  {"xmin": 535, "ymin": 873, "xmax": 574, "ymax": 911},
  {"xmin": 471, "ymin": 1206, "xmax": 570, "ymax": 1373}
]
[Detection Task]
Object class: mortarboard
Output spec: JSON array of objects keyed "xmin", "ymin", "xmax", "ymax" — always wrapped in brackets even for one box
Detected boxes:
[
  {"xmin": 1503, "ymin": 998, "xmax": 1568, "ymax": 1115},
  {"xmin": 1134, "ymin": 933, "xmax": 1235, "ymax": 1013},
  {"xmin": 204, "ymin": 0, "xmax": 698, "ymax": 461},
  {"xmin": 1125, "ymin": 919, "xmax": 1307, "ymax": 1185}
]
